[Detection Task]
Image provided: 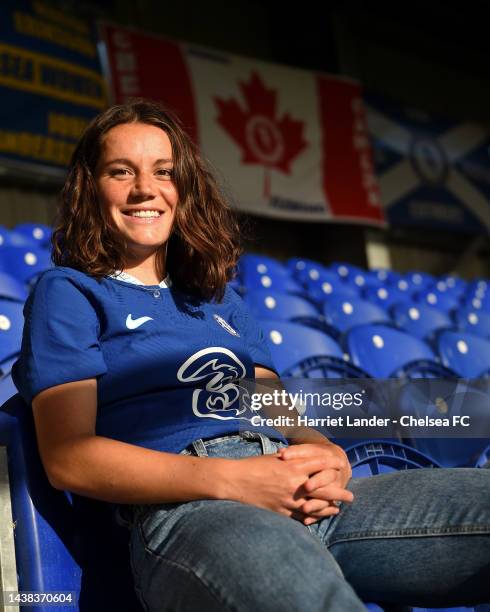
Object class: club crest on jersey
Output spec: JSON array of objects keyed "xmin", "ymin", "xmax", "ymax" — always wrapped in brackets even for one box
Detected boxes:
[{"xmin": 213, "ymin": 314, "xmax": 240, "ymax": 337}]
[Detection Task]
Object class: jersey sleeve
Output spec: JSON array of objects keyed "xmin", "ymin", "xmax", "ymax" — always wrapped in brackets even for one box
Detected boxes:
[{"xmin": 12, "ymin": 269, "xmax": 108, "ymax": 404}]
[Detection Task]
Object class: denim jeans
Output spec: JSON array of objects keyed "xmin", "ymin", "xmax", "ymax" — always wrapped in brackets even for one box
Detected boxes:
[{"xmin": 125, "ymin": 431, "xmax": 490, "ymax": 611}]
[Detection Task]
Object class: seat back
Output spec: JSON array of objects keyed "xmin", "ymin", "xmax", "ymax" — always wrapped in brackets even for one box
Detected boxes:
[
  {"xmin": 323, "ymin": 296, "xmax": 389, "ymax": 333},
  {"xmin": 437, "ymin": 331, "xmax": 490, "ymax": 378},
  {"xmin": 391, "ymin": 301, "xmax": 452, "ymax": 340},
  {"xmin": 259, "ymin": 320, "xmax": 345, "ymax": 375},
  {"xmin": 2, "ymin": 393, "xmax": 142, "ymax": 611},
  {"xmin": 244, "ymin": 290, "xmax": 319, "ymax": 321},
  {"xmin": 346, "ymin": 324, "xmax": 438, "ymax": 378}
]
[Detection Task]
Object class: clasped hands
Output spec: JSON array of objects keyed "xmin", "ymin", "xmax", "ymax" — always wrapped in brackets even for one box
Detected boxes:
[{"xmin": 278, "ymin": 442, "xmax": 354, "ymax": 526}]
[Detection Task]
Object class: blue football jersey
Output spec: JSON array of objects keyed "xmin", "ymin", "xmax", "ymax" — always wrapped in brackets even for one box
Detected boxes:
[{"xmin": 12, "ymin": 266, "xmax": 287, "ymax": 453}]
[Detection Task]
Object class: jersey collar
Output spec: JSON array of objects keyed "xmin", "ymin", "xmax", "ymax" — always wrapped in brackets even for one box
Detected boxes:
[{"xmin": 107, "ymin": 270, "xmax": 171, "ymax": 288}]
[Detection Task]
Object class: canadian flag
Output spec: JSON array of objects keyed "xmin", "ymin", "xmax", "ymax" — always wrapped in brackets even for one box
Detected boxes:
[{"xmin": 99, "ymin": 23, "xmax": 384, "ymax": 225}]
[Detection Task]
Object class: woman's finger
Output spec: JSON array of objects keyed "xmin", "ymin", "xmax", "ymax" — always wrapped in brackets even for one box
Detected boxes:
[
  {"xmin": 303, "ymin": 469, "xmax": 340, "ymax": 492},
  {"xmin": 304, "ymin": 485, "xmax": 354, "ymax": 504}
]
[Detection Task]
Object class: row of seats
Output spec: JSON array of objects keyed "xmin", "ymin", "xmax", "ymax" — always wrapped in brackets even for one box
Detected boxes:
[
  {"xmin": 0, "ymin": 232, "xmax": 489, "ymax": 611},
  {"xmin": 237, "ymin": 253, "xmax": 490, "ymax": 317}
]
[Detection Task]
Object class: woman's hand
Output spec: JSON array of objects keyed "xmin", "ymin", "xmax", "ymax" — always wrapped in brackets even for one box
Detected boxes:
[
  {"xmin": 227, "ymin": 452, "xmax": 353, "ymax": 523},
  {"xmin": 277, "ymin": 443, "xmax": 354, "ymax": 525}
]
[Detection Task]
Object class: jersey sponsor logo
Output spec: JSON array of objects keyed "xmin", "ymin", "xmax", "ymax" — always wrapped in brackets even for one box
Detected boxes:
[
  {"xmin": 126, "ymin": 314, "xmax": 154, "ymax": 329},
  {"xmin": 213, "ymin": 314, "xmax": 240, "ymax": 337},
  {"xmin": 177, "ymin": 347, "xmax": 255, "ymax": 421}
]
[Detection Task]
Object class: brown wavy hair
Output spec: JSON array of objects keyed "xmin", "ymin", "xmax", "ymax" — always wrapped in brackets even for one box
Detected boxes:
[{"xmin": 51, "ymin": 99, "xmax": 242, "ymax": 301}]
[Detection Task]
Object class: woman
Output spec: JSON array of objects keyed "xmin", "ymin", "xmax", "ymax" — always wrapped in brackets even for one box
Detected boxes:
[{"xmin": 12, "ymin": 100, "xmax": 490, "ymax": 611}]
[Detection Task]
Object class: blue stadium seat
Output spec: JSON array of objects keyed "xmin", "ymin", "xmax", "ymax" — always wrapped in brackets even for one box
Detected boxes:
[
  {"xmin": 368, "ymin": 268, "xmax": 401, "ymax": 285},
  {"xmin": 475, "ymin": 444, "xmax": 490, "ymax": 468},
  {"xmin": 305, "ymin": 271, "xmax": 359, "ymax": 305},
  {"xmin": 437, "ymin": 331, "xmax": 490, "ymax": 377},
  {"xmin": 0, "ymin": 224, "xmax": 10, "ymax": 247},
  {"xmin": 14, "ymin": 223, "xmax": 52, "ymax": 249},
  {"xmin": 345, "ymin": 440, "xmax": 439, "ymax": 477},
  {"xmin": 244, "ymin": 289, "xmax": 319, "ymax": 322},
  {"xmin": 0, "ymin": 271, "xmax": 28, "ymax": 302},
  {"xmin": 454, "ymin": 309, "xmax": 490, "ymax": 340},
  {"xmin": 363, "ymin": 286, "xmax": 410, "ymax": 310},
  {"xmin": 0, "ymin": 245, "xmax": 53, "ymax": 284},
  {"xmin": 323, "ymin": 296, "xmax": 390, "ymax": 334},
  {"xmin": 241, "ymin": 263, "xmax": 304, "ymax": 294},
  {"xmin": 259, "ymin": 320, "xmax": 366, "ymax": 377},
  {"xmin": 391, "ymin": 302, "xmax": 453, "ymax": 340},
  {"xmin": 404, "ymin": 271, "xmax": 435, "ymax": 290},
  {"xmin": 345, "ymin": 324, "xmax": 453, "ymax": 379},
  {"xmin": 415, "ymin": 289, "xmax": 461, "ymax": 313},
  {"xmin": 0, "ymin": 300, "xmax": 24, "ymax": 372},
  {"xmin": 330, "ymin": 262, "xmax": 367, "ymax": 283},
  {"xmin": 1, "ymin": 393, "xmax": 143, "ymax": 612},
  {"xmin": 238, "ymin": 253, "xmax": 287, "ymax": 278}
]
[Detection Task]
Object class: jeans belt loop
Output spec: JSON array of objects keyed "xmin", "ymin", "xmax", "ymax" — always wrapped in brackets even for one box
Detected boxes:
[
  {"xmin": 241, "ymin": 430, "xmax": 276, "ymax": 455},
  {"xmin": 191, "ymin": 438, "xmax": 208, "ymax": 457}
]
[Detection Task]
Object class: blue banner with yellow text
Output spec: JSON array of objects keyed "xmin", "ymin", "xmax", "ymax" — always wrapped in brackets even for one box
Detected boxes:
[{"xmin": 0, "ymin": 0, "xmax": 106, "ymax": 175}]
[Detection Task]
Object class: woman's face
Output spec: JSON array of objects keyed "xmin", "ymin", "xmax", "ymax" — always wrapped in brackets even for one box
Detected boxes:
[{"xmin": 95, "ymin": 122, "xmax": 179, "ymax": 262}]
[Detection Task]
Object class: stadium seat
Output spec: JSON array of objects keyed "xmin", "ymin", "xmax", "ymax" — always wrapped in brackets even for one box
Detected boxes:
[
  {"xmin": 259, "ymin": 320, "xmax": 367, "ymax": 377},
  {"xmin": 241, "ymin": 266, "xmax": 304, "ymax": 294},
  {"xmin": 454, "ymin": 309, "xmax": 490, "ymax": 340},
  {"xmin": 404, "ymin": 271, "xmax": 435, "ymax": 290},
  {"xmin": 437, "ymin": 331, "xmax": 490, "ymax": 377},
  {"xmin": 391, "ymin": 302, "xmax": 453, "ymax": 340},
  {"xmin": 345, "ymin": 324, "xmax": 454, "ymax": 378},
  {"xmin": 415, "ymin": 288, "xmax": 461, "ymax": 313},
  {"xmin": 0, "ymin": 271, "xmax": 28, "ymax": 302},
  {"xmin": 323, "ymin": 296, "xmax": 390, "ymax": 334},
  {"xmin": 346, "ymin": 440, "xmax": 439, "ymax": 477},
  {"xmin": 1, "ymin": 393, "xmax": 143, "ymax": 612},
  {"xmin": 0, "ymin": 245, "xmax": 53, "ymax": 285},
  {"xmin": 14, "ymin": 223, "xmax": 53, "ymax": 249},
  {"xmin": 243, "ymin": 289, "xmax": 320, "ymax": 322},
  {"xmin": 0, "ymin": 300, "xmax": 25, "ymax": 372},
  {"xmin": 330, "ymin": 262, "xmax": 367, "ymax": 283},
  {"xmin": 369, "ymin": 268, "xmax": 402, "ymax": 285},
  {"xmin": 363, "ymin": 286, "xmax": 410, "ymax": 310},
  {"xmin": 305, "ymin": 271, "xmax": 359, "ymax": 305}
]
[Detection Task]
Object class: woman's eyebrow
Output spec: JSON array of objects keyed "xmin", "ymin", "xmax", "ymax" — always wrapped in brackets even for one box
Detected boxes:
[
  {"xmin": 103, "ymin": 157, "xmax": 173, "ymax": 166},
  {"xmin": 104, "ymin": 158, "xmax": 133, "ymax": 166}
]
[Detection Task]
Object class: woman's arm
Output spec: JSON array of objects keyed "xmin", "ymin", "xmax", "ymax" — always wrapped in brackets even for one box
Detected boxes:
[{"xmin": 32, "ymin": 378, "xmax": 350, "ymax": 521}]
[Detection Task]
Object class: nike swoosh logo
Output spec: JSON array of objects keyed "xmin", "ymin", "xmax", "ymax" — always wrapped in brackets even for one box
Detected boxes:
[{"xmin": 126, "ymin": 314, "xmax": 154, "ymax": 329}]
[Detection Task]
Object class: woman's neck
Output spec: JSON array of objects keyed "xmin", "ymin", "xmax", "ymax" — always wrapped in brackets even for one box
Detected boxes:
[{"xmin": 122, "ymin": 260, "xmax": 165, "ymax": 286}]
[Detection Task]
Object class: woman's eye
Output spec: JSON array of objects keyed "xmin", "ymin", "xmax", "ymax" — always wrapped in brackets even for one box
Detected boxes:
[
  {"xmin": 109, "ymin": 168, "xmax": 131, "ymax": 177},
  {"xmin": 156, "ymin": 168, "xmax": 173, "ymax": 179}
]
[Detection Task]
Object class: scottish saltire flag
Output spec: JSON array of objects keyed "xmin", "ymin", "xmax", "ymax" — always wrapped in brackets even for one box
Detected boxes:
[
  {"xmin": 98, "ymin": 23, "xmax": 384, "ymax": 225},
  {"xmin": 366, "ymin": 95, "xmax": 490, "ymax": 233}
]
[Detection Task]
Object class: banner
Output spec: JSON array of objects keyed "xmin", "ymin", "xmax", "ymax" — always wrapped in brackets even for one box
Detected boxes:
[
  {"xmin": 99, "ymin": 23, "xmax": 384, "ymax": 225},
  {"xmin": 366, "ymin": 95, "xmax": 490, "ymax": 233},
  {"xmin": 0, "ymin": 0, "xmax": 106, "ymax": 175}
]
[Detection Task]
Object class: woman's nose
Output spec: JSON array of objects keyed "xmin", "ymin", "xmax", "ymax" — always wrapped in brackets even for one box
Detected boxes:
[{"xmin": 131, "ymin": 173, "xmax": 155, "ymax": 197}]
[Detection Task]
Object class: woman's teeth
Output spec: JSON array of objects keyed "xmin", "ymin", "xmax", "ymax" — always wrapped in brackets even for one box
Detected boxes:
[{"xmin": 128, "ymin": 210, "xmax": 161, "ymax": 217}]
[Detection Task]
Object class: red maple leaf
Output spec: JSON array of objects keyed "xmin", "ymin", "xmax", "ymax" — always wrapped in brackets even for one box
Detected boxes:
[{"xmin": 215, "ymin": 72, "xmax": 308, "ymax": 198}]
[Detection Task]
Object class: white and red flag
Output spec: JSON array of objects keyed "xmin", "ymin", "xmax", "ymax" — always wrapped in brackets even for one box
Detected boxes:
[{"xmin": 99, "ymin": 23, "xmax": 384, "ymax": 225}]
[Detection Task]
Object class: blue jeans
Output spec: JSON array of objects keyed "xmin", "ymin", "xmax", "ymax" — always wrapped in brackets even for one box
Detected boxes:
[{"xmin": 126, "ymin": 431, "xmax": 490, "ymax": 611}]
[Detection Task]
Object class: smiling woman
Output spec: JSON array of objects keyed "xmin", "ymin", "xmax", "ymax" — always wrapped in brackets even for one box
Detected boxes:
[
  {"xmin": 51, "ymin": 99, "xmax": 241, "ymax": 299},
  {"xmin": 11, "ymin": 99, "xmax": 490, "ymax": 612},
  {"xmin": 94, "ymin": 123, "xmax": 179, "ymax": 284}
]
